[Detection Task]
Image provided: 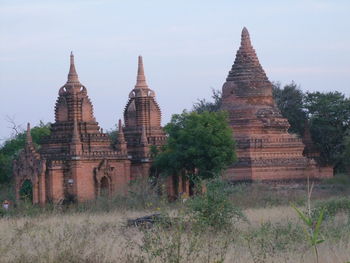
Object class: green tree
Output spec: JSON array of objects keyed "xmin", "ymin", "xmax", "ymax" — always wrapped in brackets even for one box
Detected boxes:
[
  {"xmin": 0, "ymin": 122, "xmax": 51, "ymax": 184},
  {"xmin": 272, "ymin": 82, "xmax": 307, "ymax": 136},
  {"xmin": 192, "ymin": 89, "xmax": 222, "ymax": 113},
  {"xmin": 304, "ymin": 91, "xmax": 350, "ymax": 169},
  {"xmin": 153, "ymin": 111, "xmax": 236, "ymax": 181}
]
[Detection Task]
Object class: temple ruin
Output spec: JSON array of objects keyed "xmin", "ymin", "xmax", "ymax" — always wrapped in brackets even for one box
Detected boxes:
[
  {"xmin": 221, "ymin": 28, "xmax": 333, "ymax": 181},
  {"xmin": 13, "ymin": 28, "xmax": 333, "ymax": 204},
  {"xmin": 13, "ymin": 53, "xmax": 166, "ymax": 204}
]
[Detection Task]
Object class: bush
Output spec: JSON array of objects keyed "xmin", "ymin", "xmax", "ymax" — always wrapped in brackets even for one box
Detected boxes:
[
  {"xmin": 186, "ymin": 179, "xmax": 246, "ymax": 230},
  {"xmin": 312, "ymin": 197, "xmax": 350, "ymax": 222}
]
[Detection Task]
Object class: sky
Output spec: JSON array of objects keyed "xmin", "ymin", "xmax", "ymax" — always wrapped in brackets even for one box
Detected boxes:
[{"xmin": 0, "ymin": 0, "xmax": 349, "ymax": 141}]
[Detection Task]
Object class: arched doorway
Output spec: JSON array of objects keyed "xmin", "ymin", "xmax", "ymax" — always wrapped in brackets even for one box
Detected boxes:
[
  {"xmin": 100, "ymin": 176, "xmax": 110, "ymax": 197},
  {"xmin": 19, "ymin": 179, "xmax": 33, "ymax": 203}
]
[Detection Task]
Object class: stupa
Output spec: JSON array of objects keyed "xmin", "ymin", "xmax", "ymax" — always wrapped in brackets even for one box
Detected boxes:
[
  {"xmin": 221, "ymin": 28, "xmax": 333, "ymax": 181},
  {"xmin": 123, "ymin": 56, "xmax": 167, "ymax": 179}
]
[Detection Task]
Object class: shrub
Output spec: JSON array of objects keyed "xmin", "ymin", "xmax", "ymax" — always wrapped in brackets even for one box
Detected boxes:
[
  {"xmin": 312, "ymin": 197, "xmax": 350, "ymax": 222},
  {"xmin": 186, "ymin": 179, "xmax": 246, "ymax": 231}
]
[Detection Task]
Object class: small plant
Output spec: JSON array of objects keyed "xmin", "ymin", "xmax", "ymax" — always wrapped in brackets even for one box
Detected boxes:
[
  {"xmin": 291, "ymin": 176, "xmax": 325, "ymax": 263},
  {"xmin": 185, "ymin": 178, "xmax": 246, "ymax": 231}
]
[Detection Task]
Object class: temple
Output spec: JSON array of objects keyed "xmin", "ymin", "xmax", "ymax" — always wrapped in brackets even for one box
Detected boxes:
[
  {"xmin": 13, "ymin": 28, "xmax": 334, "ymax": 204},
  {"xmin": 13, "ymin": 54, "xmax": 165, "ymax": 205},
  {"xmin": 220, "ymin": 27, "xmax": 333, "ymax": 181},
  {"xmin": 123, "ymin": 56, "xmax": 166, "ymax": 179}
]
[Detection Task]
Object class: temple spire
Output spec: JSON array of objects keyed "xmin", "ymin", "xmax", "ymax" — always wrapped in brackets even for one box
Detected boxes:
[
  {"xmin": 135, "ymin": 55, "xmax": 148, "ymax": 89},
  {"xmin": 67, "ymin": 51, "xmax": 80, "ymax": 84},
  {"xmin": 240, "ymin": 27, "xmax": 253, "ymax": 50},
  {"xmin": 116, "ymin": 119, "xmax": 127, "ymax": 151},
  {"xmin": 26, "ymin": 123, "xmax": 33, "ymax": 145},
  {"xmin": 226, "ymin": 27, "xmax": 268, "ymax": 82}
]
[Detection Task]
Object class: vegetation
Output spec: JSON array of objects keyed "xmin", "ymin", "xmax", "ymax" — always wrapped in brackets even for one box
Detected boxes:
[
  {"xmin": 153, "ymin": 111, "xmax": 236, "ymax": 181},
  {"xmin": 192, "ymin": 88, "xmax": 222, "ymax": 113},
  {"xmin": 273, "ymin": 84, "xmax": 350, "ymax": 171},
  {"xmin": 272, "ymin": 82, "xmax": 307, "ymax": 136},
  {"xmin": 0, "ymin": 179, "xmax": 349, "ymax": 263},
  {"xmin": 304, "ymin": 91, "xmax": 350, "ymax": 169}
]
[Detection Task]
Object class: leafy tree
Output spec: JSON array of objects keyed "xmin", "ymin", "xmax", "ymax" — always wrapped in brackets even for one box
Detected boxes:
[
  {"xmin": 272, "ymin": 81, "xmax": 307, "ymax": 136},
  {"xmin": 304, "ymin": 91, "xmax": 350, "ymax": 169},
  {"xmin": 192, "ymin": 89, "xmax": 222, "ymax": 113},
  {"xmin": 153, "ymin": 111, "xmax": 236, "ymax": 181},
  {"xmin": 0, "ymin": 122, "xmax": 51, "ymax": 184}
]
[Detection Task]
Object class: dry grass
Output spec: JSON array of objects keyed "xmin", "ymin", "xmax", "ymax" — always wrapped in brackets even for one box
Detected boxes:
[{"xmin": 0, "ymin": 205, "xmax": 349, "ymax": 263}]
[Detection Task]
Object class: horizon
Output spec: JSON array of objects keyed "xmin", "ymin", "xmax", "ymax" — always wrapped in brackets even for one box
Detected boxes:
[{"xmin": 1, "ymin": 0, "xmax": 349, "ymax": 140}]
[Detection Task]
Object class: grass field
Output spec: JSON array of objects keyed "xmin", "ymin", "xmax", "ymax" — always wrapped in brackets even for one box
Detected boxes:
[{"xmin": 0, "ymin": 176, "xmax": 349, "ymax": 263}]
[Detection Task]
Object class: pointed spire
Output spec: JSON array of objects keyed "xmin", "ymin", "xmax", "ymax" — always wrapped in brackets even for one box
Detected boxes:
[
  {"xmin": 135, "ymin": 55, "xmax": 148, "ymax": 89},
  {"xmin": 116, "ymin": 119, "xmax": 127, "ymax": 151},
  {"xmin": 67, "ymin": 51, "xmax": 80, "ymax": 84},
  {"xmin": 118, "ymin": 119, "xmax": 126, "ymax": 143},
  {"xmin": 226, "ymin": 27, "xmax": 268, "ymax": 83},
  {"xmin": 26, "ymin": 123, "xmax": 33, "ymax": 145},
  {"xmin": 240, "ymin": 27, "xmax": 252, "ymax": 49},
  {"xmin": 140, "ymin": 125, "xmax": 148, "ymax": 145}
]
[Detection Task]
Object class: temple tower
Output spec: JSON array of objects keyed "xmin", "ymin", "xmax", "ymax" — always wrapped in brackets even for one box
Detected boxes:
[
  {"xmin": 221, "ymin": 28, "xmax": 332, "ymax": 181},
  {"xmin": 123, "ymin": 56, "xmax": 166, "ymax": 179},
  {"xmin": 15, "ymin": 53, "xmax": 131, "ymax": 204}
]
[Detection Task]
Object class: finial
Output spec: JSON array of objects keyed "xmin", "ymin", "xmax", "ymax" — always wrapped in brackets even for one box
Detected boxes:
[
  {"xmin": 241, "ymin": 27, "xmax": 252, "ymax": 49},
  {"xmin": 140, "ymin": 125, "xmax": 148, "ymax": 145},
  {"xmin": 118, "ymin": 119, "xmax": 126, "ymax": 141},
  {"xmin": 118, "ymin": 119, "xmax": 123, "ymax": 131},
  {"xmin": 135, "ymin": 55, "xmax": 148, "ymax": 88},
  {"xmin": 26, "ymin": 122, "xmax": 33, "ymax": 145},
  {"xmin": 67, "ymin": 51, "xmax": 80, "ymax": 84},
  {"xmin": 117, "ymin": 119, "xmax": 127, "ymax": 150},
  {"xmin": 70, "ymin": 51, "xmax": 74, "ymax": 64}
]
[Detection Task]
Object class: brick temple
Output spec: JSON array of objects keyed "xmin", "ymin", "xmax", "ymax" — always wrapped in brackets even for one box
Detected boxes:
[
  {"xmin": 221, "ymin": 28, "xmax": 332, "ymax": 181},
  {"xmin": 13, "ymin": 54, "xmax": 166, "ymax": 204},
  {"xmin": 13, "ymin": 28, "xmax": 332, "ymax": 204}
]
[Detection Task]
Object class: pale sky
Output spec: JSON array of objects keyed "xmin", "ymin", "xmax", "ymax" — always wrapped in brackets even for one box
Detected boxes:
[{"xmin": 1, "ymin": 0, "xmax": 349, "ymax": 141}]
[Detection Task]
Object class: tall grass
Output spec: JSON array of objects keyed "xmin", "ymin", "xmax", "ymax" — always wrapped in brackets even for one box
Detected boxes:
[{"xmin": 0, "ymin": 177, "xmax": 349, "ymax": 262}]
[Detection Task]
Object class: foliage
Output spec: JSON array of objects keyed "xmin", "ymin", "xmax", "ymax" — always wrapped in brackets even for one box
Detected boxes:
[
  {"xmin": 19, "ymin": 179, "xmax": 33, "ymax": 202},
  {"xmin": 273, "ymin": 83, "xmax": 350, "ymax": 170},
  {"xmin": 244, "ymin": 221, "xmax": 304, "ymax": 262},
  {"xmin": 0, "ymin": 121, "xmax": 51, "ymax": 184},
  {"xmin": 272, "ymin": 81, "xmax": 307, "ymax": 136},
  {"xmin": 291, "ymin": 177, "xmax": 325, "ymax": 263},
  {"xmin": 192, "ymin": 88, "xmax": 222, "ymax": 113},
  {"xmin": 186, "ymin": 179, "xmax": 245, "ymax": 230},
  {"xmin": 153, "ymin": 111, "xmax": 236, "ymax": 180},
  {"xmin": 312, "ymin": 197, "xmax": 350, "ymax": 223},
  {"xmin": 304, "ymin": 91, "xmax": 350, "ymax": 168}
]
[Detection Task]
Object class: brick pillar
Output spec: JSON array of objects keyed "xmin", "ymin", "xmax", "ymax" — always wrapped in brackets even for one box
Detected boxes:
[{"xmin": 39, "ymin": 172, "xmax": 46, "ymax": 206}]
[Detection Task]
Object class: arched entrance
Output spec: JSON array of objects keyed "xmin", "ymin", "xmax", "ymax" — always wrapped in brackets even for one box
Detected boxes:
[
  {"xmin": 100, "ymin": 176, "xmax": 110, "ymax": 197},
  {"xmin": 19, "ymin": 179, "xmax": 33, "ymax": 203}
]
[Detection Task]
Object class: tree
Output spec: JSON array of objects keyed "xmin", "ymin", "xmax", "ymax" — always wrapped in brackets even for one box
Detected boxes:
[
  {"xmin": 304, "ymin": 91, "xmax": 350, "ymax": 169},
  {"xmin": 0, "ymin": 122, "xmax": 51, "ymax": 184},
  {"xmin": 153, "ymin": 111, "xmax": 236, "ymax": 181},
  {"xmin": 192, "ymin": 89, "xmax": 222, "ymax": 113},
  {"xmin": 272, "ymin": 81, "xmax": 307, "ymax": 136}
]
